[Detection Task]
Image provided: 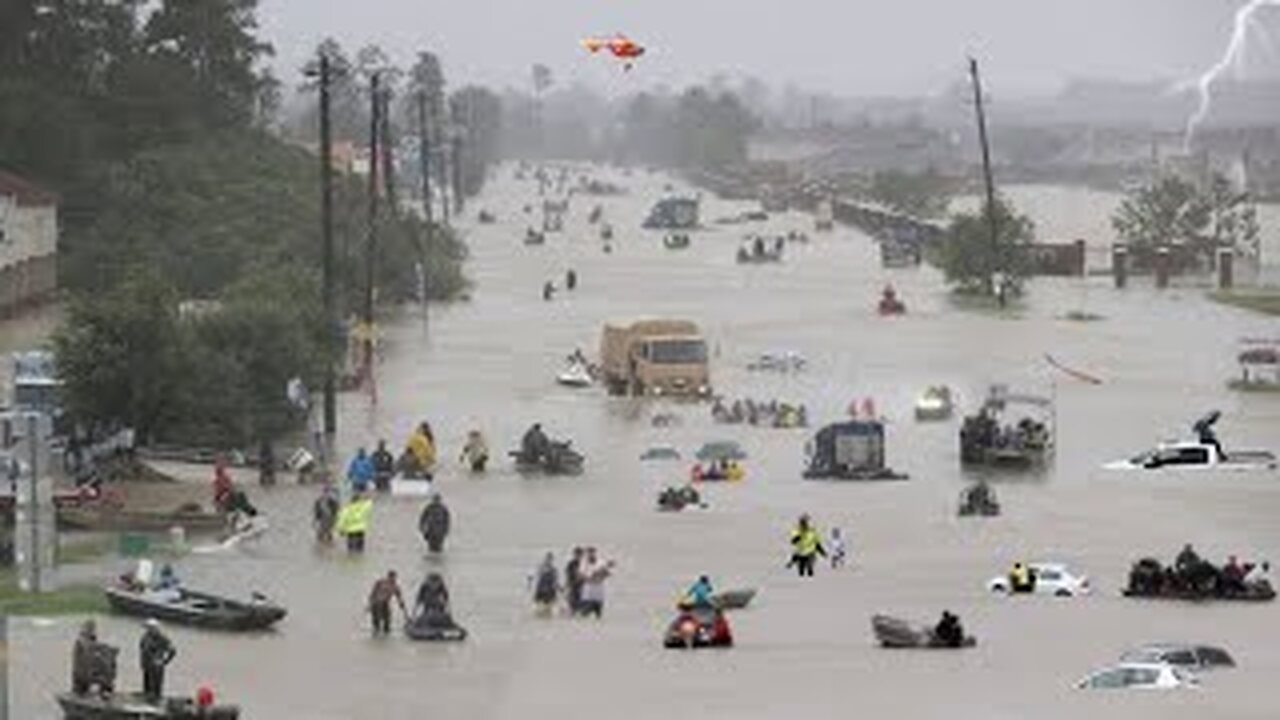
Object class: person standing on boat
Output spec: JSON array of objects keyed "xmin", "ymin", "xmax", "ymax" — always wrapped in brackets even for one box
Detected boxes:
[
  {"xmin": 139, "ymin": 619, "xmax": 175, "ymax": 701},
  {"xmin": 72, "ymin": 620, "xmax": 116, "ymax": 696},
  {"xmin": 367, "ymin": 570, "xmax": 407, "ymax": 636},
  {"xmin": 336, "ymin": 491, "xmax": 373, "ymax": 553},
  {"xmin": 312, "ymin": 485, "xmax": 340, "ymax": 544},
  {"xmin": 371, "ymin": 440, "xmax": 395, "ymax": 492},
  {"xmin": 418, "ymin": 494, "xmax": 451, "ymax": 554}
]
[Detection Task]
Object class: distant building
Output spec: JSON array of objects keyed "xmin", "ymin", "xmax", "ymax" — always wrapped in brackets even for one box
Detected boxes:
[{"xmin": 0, "ymin": 170, "xmax": 58, "ymax": 316}]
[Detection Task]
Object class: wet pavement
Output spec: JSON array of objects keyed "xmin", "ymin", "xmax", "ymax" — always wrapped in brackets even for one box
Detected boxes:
[{"xmin": 7, "ymin": 166, "xmax": 1280, "ymax": 719}]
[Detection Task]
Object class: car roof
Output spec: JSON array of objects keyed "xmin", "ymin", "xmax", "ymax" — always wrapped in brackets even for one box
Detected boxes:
[
  {"xmin": 1028, "ymin": 562, "xmax": 1069, "ymax": 571},
  {"xmin": 1131, "ymin": 643, "xmax": 1223, "ymax": 653}
]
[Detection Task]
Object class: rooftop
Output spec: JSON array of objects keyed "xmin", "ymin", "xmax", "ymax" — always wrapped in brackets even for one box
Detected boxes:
[{"xmin": 0, "ymin": 170, "xmax": 58, "ymax": 207}]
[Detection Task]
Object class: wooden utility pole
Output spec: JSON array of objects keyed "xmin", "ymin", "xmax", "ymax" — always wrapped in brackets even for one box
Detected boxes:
[
  {"xmin": 969, "ymin": 57, "xmax": 1003, "ymax": 304},
  {"xmin": 363, "ymin": 72, "xmax": 380, "ymax": 387},
  {"xmin": 416, "ymin": 90, "xmax": 435, "ymax": 229},
  {"xmin": 316, "ymin": 52, "xmax": 337, "ymax": 447}
]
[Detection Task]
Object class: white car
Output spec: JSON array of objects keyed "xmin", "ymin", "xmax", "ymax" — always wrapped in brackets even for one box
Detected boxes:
[
  {"xmin": 987, "ymin": 562, "xmax": 1091, "ymax": 597},
  {"xmin": 1076, "ymin": 662, "xmax": 1198, "ymax": 690}
]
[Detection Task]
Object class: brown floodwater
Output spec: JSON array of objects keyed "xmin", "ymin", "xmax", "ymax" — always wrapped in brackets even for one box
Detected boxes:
[{"xmin": 7, "ymin": 166, "xmax": 1280, "ymax": 719}]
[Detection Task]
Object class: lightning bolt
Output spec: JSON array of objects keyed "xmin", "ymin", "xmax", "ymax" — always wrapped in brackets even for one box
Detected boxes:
[{"xmin": 1183, "ymin": 0, "xmax": 1280, "ymax": 151}]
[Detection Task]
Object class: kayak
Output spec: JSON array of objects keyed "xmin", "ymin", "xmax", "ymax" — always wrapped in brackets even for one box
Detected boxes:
[
  {"xmin": 104, "ymin": 586, "xmax": 286, "ymax": 631},
  {"xmin": 56, "ymin": 692, "xmax": 240, "ymax": 720}
]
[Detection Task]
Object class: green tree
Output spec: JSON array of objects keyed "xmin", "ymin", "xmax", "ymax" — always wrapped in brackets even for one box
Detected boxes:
[
  {"xmin": 867, "ymin": 169, "xmax": 953, "ymax": 218},
  {"xmin": 940, "ymin": 196, "xmax": 1035, "ymax": 298},
  {"xmin": 53, "ymin": 268, "xmax": 185, "ymax": 443},
  {"xmin": 1111, "ymin": 175, "xmax": 1208, "ymax": 269},
  {"xmin": 450, "ymin": 86, "xmax": 503, "ymax": 198}
]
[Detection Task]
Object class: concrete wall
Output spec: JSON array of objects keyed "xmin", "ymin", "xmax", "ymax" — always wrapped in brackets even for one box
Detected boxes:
[{"xmin": 0, "ymin": 200, "xmax": 58, "ymax": 316}]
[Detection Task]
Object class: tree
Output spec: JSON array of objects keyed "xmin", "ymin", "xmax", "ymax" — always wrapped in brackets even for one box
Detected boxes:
[
  {"xmin": 450, "ymin": 86, "xmax": 503, "ymax": 198},
  {"xmin": 1112, "ymin": 173, "xmax": 1259, "ymax": 271},
  {"xmin": 867, "ymin": 169, "xmax": 953, "ymax": 218},
  {"xmin": 940, "ymin": 195, "xmax": 1035, "ymax": 297}
]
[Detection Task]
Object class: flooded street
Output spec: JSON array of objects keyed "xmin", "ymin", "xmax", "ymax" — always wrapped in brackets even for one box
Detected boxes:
[{"xmin": 10, "ymin": 166, "xmax": 1280, "ymax": 719}]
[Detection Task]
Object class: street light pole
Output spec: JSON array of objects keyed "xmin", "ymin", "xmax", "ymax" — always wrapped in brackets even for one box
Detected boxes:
[
  {"xmin": 318, "ymin": 52, "xmax": 337, "ymax": 452},
  {"xmin": 363, "ymin": 72, "xmax": 381, "ymax": 393}
]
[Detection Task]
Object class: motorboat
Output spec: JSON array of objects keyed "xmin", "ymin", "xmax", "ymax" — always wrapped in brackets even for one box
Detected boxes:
[
  {"xmin": 556, "ymin": 360, "xmax": 594, "ymax": 388},
  {"xmin": 959, "ymin": 385, "xmax": 1054, "ymax": 469},
  {"xmin": 104, "ymin": 586, "xmax": 286, "ymax": 631},
  {"xmin": 914, "ymin": 386, "xmax": 954, "ymax": 421},
  {"xmin": 871, "ymin": 614, "xmax": 975, "ymax": 649},
  {"xmin": 710, "ymin": 588, "xmax": 756, "ymax": 610},
  {"xmin": 1123, "ymin": 556, "xmax": 1275, "ymax": 602},
  {"xmin": 957, "ymin": 484, "xmax": 1000, "ymax": 517},
  {"xmin": 404, "ymin": 614, "xmax": 468, "ymax": 642},
  {"xmin": 746, "ymin": 351, "xmax": 806, "ymax": 373},
  {"xmin": 656, "ymin": 486, "xmax": 703, "ymax": 512},
  {"xmin": 736, "ymin": 236, "xmax": 784, "ymax": 264},
  {"xmin": 56, "ymin": 692, "xmax": 240, "ymax": 720}
]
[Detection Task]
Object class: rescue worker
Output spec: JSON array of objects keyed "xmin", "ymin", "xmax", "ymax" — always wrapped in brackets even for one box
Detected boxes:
[
  {"xmin": 459, "ymin": 430, "xmax": 489, "ymax": 473},
  {"xmin": 346, "ymin": 447, "xmax": 374, "ymax": 494},
  {"xmin": 336, "ymin": 491, "xmax": 373, "ymax": 553},
  {"xmin": 405, "ymin": 423, "xmax": 437, "ymax": 479},
  {"xmin": 139, "ymin": 619, "xmax": 176, "ymax": 701},
  {"xmin": 934, "ymin": 611, "xmax": 964, "ymax": 648},
  {"xmin": 312, "ymin": 485, "xmax": 340, "ymax": 544},
  {"xmin": 371, "ymin": 440, "xmax": 396, "ymax": 492},
  {"xmin": 72, "ymin": 620, "xmax": 116, "ymax": 696},
  {"xmin": 367, "ymin": 570, "xmax": 407, "ymax": 636},
  {"xmin": 788, "ymin": 514, "xmax": 826, "ymax": 577},
  {"xmin": 531, "ymin": 552, "xmax": 560, "ymax": 616},
  {"xmin": 418, "ymin": 494, "xmax": 451, "ymax": 554}
]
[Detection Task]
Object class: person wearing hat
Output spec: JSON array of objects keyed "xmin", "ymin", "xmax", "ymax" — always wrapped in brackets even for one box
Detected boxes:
[{"xmin": 139, "ymin": 619, "xmax": 176, "ymax": 701}]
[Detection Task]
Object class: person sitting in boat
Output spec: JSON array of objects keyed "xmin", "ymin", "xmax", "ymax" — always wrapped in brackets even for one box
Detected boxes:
[
  {"xmin": 1175, "ymin": 544, "xmax": 1203, "ymax": 580},
  {"xmin": 72, "ymin": 620, "xmax": 117, "ymax": 696},
  {"xmin": 521, "ymin": 423, "xmax": 551, "ymax": 464},
  {"xmin": 1222, "ymin": 555, "xmax": 1247, "ymax": 595},
  {"xmin": 155, "ymin": 563, "xmax": 180, "ymax": 591},
  {"xmin": 414, "ymin": 573, "xmax": 454, "ymax": 629},
  {"xmin": 460, "ymin": 430, "xmax": 489, "ymax": 473},
  {"xmin": 682, "ymin": 575, "xmax": 715, "ymax": 609},
  {"xmin": 934, "ymin": 611, "xmax": 964, "ymax": 647}
]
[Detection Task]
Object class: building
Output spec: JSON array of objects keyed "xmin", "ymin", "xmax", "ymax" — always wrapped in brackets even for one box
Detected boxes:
[{"xmin": 0, "ymin": 170, "xmax": 58, "ymax": 316}]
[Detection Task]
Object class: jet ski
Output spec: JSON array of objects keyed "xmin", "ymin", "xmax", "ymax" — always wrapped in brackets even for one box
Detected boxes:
[
  {"xmin": 663, "ymin": 607, "xmax": 733, "ymax": 649},
  {"xmin": 556, "ymin": 360, "xmax": 594, "ymax": 388}
]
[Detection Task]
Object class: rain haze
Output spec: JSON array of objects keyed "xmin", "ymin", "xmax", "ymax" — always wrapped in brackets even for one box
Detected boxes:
[{"xmin": 261, "ymin": 0, "xmax": 1254, "ymax": 94}]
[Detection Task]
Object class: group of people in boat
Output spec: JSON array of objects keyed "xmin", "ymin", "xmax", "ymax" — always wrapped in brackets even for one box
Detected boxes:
[
  {"xmin": 71, "ymin": 618, "xmax": 183, "ymax": 705},
  {"xmin": 737, "ymin": 234, "xmax": 786, "ymax": 262},
  {"xmin": 664, "ymin": 575, "xmax": 734, "ymax": 648},
  {"xmin": 529, "ymin": 547, "xmax": 617, "ymax": 618},
  {"xmin": 962, "ymin": 410, "xmax": 1050, "ymax": 454},
  {"xmin": 690, "ymin": 458, "xmax": 745, "ymax": 482},
  {"xmin": 1127, "ymin": 544, "xmax": 1273, "ymax": 598},
  {"xmin": 711, "ymin": 397, "xmax": 808, "ymax": 428},
  {"xmin": 657, "ymin": 485, "xmax": 702, "ymax": 511}
]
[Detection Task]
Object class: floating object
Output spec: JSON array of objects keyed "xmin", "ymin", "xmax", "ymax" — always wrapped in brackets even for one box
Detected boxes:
[
  {"xmin": 56, "ymin": 691, "xmax": 241, "ymax": 720},
  {"xmin": 104, "ymin": 586, "xmax": 286, "ymax": 631},
  {"xmin": 1044, "ymin": 354, "xmax": 1102, "ymax": 385},
  {"xmin": 914, "ymin": 386, "xmax": 953, "ymax": 421},
  {"xmin": 871, "ymin": 614, "xmax": 975, "ymax": 649}
]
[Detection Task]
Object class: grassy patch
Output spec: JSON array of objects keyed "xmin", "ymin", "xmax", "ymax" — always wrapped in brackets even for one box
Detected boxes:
[
  {"xmin": 57, "ymin": 536, "xmax": 116, "ymax": 565},
  {"xmin": 1210, "ymin": 290, "xmax": 1280, "ymax": 316},
  {"xmin": 0, "ymin": 571, "xmax": 106, "ymax": 616}
]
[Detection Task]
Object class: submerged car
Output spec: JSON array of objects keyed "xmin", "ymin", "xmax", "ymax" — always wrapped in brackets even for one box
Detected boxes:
[
  {"xmin": 987, "ymin": 563, "xmax": 1091, "ymax": 597},
  {"xmin": 1121, "ymin": 644, "xmax": 1235, "ymax": 671},
  {"xmin": 1076, "ymin": 662, "xmax": 1198, "ymax": 690}
]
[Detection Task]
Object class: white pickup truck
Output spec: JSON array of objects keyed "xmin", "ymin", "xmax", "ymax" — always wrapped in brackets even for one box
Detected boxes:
[{"xmin": 1105, "ymin": 440, "xmax": 1277, "ymax": 472}]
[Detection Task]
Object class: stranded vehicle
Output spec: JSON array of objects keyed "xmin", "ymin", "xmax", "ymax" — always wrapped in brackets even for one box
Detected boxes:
[{"xmin": 599, "ymin": 320, "xmax": 711, "ymax": 398}]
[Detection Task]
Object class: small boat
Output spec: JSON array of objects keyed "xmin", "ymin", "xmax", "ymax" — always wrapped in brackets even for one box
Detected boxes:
[
  {"xmin": 104, "ymin": 586, "xmax": 286, "ymax": 631},
  {"xmin": 914, "ymin": 386, "xmax": 954, "ymax": 421},
  {"xmin": 404, "ymin": 616, "xmax": 468, "ymax": 642},
  {"xmin": 390, "ymin": 476, "xmax": 434, "ymax": 497},
  {"xmin": 710, "ymin": 588, "xmax": 756, "ymax": 610},
  {"xmin": 663, "ymin": 608, "xmax": 732, "ymax": 649},
  {"xmin": 556, "ymin": 361, "xmax": 594, "ymax": 388},
  {"xmin": 663, "ymin": 233, "xmax": 690, "ymax": 250},
  {"xmin": 59, "ymin": 506, "xmax": 227, "ymax": 534},
  {"xmin": 871, "ymin": 614, "xmax": 976, "ymax": 649},
  {"xmin": 56, "ymin": 692, "xmax": 240, "ymax": 720}
]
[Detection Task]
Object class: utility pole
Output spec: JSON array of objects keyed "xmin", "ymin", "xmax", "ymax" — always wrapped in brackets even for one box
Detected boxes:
[
  {"xmin": 363, "ymin": 72, "xmax": 381, "ymax": 390},
  {"xmin": 380, "ymin": 89, "xmax": 398, "ymax": 216},
  {"xmin": 416, "ymin": 90, "xmax": 434, "ymax": 229},
  {"xmin": 969, "ymin": 57, "xmax": 1003, "ymax": 305},
  {"xmin": 452, "ymin": 134, "xmax": 464, "ymax": 215},
  {"xmin": 316, "ymin": 52, "xmax": 337, "ymax": 451}
]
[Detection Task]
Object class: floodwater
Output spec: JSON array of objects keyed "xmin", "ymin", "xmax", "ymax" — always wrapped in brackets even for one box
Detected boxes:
[{"xmin": 8, "ymin": 167, "xmax": 1280, "ymax": 719}]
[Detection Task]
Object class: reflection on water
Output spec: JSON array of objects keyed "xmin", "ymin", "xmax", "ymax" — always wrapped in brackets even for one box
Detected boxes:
[{"xmin": 7, "ymin": 168, "xmax": 1280, "ymax": 719}]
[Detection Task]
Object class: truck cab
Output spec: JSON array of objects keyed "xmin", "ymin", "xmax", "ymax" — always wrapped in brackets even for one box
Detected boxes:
[
  {"xmin": 1106, "ymin": 440, "xmax": 1278, "ymax": 471},
  {"xmin": 600, "ymin": 321, "xmax": 711, "ymax": 398}
]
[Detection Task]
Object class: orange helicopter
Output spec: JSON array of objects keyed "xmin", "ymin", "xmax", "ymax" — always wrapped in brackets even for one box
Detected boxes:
[{"xmin": 581, "ymin": 33, "xmax": 646, "ymax": 70}]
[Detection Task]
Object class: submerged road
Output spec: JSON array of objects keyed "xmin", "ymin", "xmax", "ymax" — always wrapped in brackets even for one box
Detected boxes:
[{"xmin": 10, "ymin": 165, "xmax": 1280, "ymax": 719}]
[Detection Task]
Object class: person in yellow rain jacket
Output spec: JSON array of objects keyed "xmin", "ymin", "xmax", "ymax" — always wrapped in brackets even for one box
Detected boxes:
[
  {"xmin": 336, "ymin": 491, "xmax": 373, "ymax": 553},
  {"xmin": 787, "ymin": 514, "xmax": 825, "ymax": 578},
  {"xmin": 404, "ymin": 422, "xmax": 437, "ymax": 479}
]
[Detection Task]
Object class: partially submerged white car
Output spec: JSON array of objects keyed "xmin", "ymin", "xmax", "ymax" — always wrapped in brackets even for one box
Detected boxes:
[
  {"xmin": 1104, "ymin": 440, "xmax": 1277, "ymax": 472},
  {"xmin": 1076, "ymin": 662, "xmax": 1198, "ymax": 690},
  {"xmin": 987, "ymin": 562, "xmax": 1092, "ymax": 597}
]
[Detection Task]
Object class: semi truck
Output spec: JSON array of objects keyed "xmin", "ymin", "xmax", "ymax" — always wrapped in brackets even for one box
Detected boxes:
[{"xmin": 599, "ymin": 320, "xmax": 710, "ymax": 398}]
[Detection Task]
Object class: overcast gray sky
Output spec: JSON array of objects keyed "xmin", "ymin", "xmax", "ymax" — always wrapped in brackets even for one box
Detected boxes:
[{"xmin": 258, "ymin": 0, "xmax": 1272, "ymax": 96}]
